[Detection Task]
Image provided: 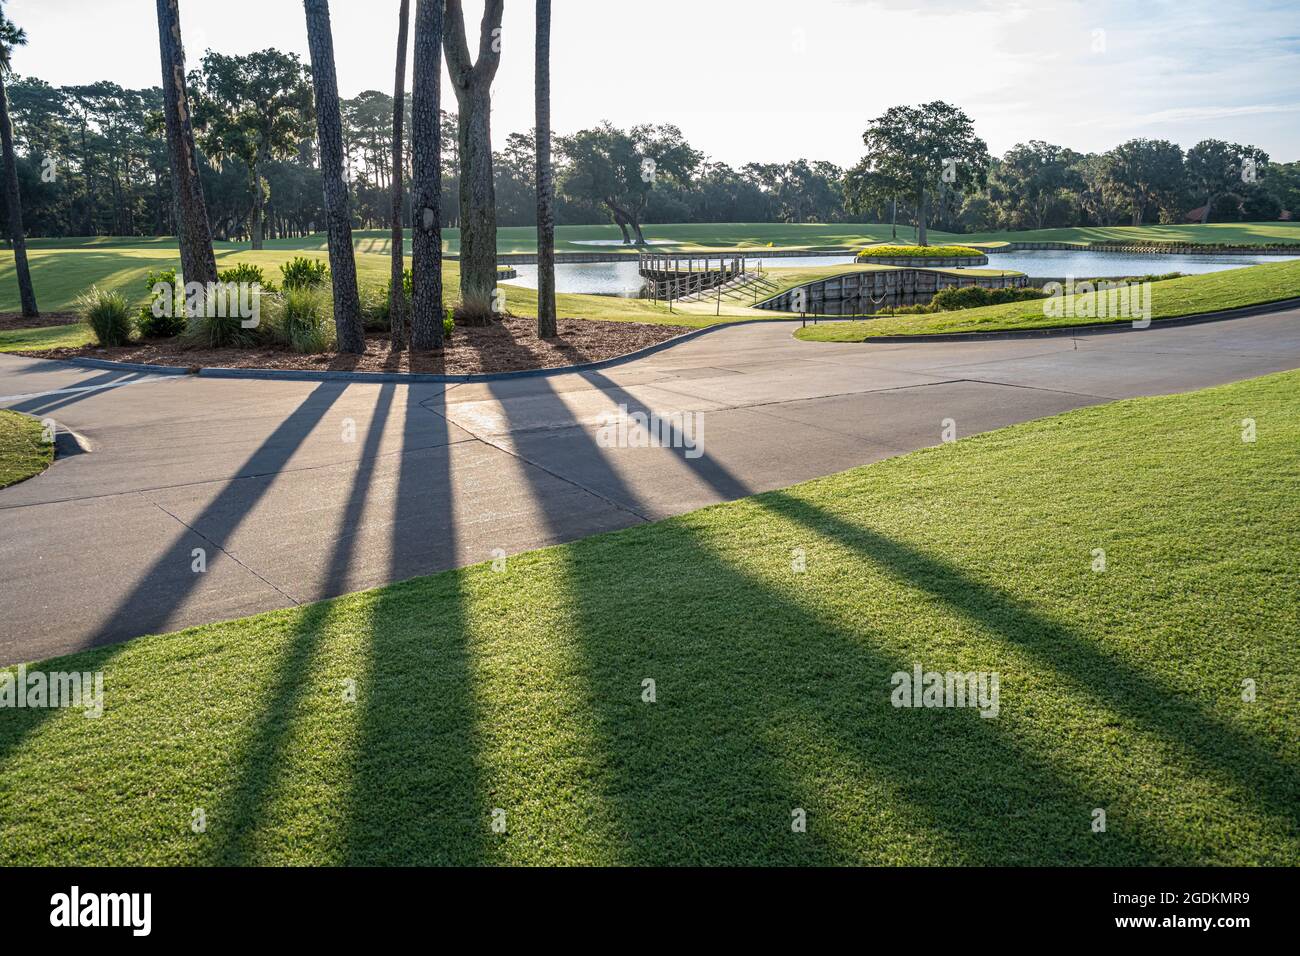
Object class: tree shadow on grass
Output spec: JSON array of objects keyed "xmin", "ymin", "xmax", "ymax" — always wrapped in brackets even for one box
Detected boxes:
[
  {"xmin": 483, "ymin": 374, "xmax": 1187, "ymax": 864},
  {"xmin": 339, "ymin": 383, "xmax": 488, "ymax": 865},
  {"xmin": 205, "ymin": 385, "xmax": 396, "ymax": 864},
  {"xmin": 753, "ymin": 489, "xmax": 1300, "ymax": 839},
  {"xmin": 199, "ymin": 381, "xmax": 488, "ymax": 863}
]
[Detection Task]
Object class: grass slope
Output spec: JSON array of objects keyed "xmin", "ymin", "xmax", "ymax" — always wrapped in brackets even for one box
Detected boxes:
[
  {"xmin": 955, "ymin": 221, "xmax": 1300, "ymax": 247},
  {"xmin": 0, "ymin": 411, "xmax": 52, "ymax": 488},
  {"xmin": 796, "ymin": 258, "xmax": 1300, "ymax": 340},
  {"xmin": 1, "ymin": 370, "xmax": 1297, "ymax": 866}
]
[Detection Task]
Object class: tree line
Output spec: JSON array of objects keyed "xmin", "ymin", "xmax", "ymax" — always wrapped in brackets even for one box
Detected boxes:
[
  {"xmin": 845, "ymin": 101, "xmax": 1298, "ymax": 244},
  {"xmin": 5, "ymin": 63, "xmax": 1297, "ymax": 249},
  {"xmin": 0, "ymin": 72, "xmax": 853, "ymax": 241}
]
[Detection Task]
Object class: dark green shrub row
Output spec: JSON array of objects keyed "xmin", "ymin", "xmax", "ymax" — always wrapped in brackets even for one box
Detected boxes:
[
  {"xmin": 857, "ymin": 244, "xmax": 983, "ymax": 258},
  {"xmin": 928, "ymin": 284, "xmax": 1048, "ymax": 311}
]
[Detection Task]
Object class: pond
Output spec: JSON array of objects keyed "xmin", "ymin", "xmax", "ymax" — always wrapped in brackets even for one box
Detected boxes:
[
  {"xmin": 503, "ymin": 255, "xmax": 860, "ymax": 298},
  {"xmin": 500, "ymin": 250, "xmax": 1299, "ymax": 298},
  {"xmin": 963, "ymin": 249, "xmax": 1300, "ymax": 278}
]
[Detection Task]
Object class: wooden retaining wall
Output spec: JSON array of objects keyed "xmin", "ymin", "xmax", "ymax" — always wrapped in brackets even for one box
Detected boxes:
[{"xmin": 758, "ymin": 269, "xmax": 1028, "ymax": 314}]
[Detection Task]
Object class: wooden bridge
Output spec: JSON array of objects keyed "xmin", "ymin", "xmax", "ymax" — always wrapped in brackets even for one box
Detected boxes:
[{"xmin": 638, "ymin": 253, "xmax": 780, "ymax": 310}]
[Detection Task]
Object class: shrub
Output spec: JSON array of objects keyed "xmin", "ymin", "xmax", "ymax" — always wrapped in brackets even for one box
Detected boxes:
[
  {"xmin": 218, "ymin": 262, "xmax": 274, "ymax": 292},
  {"xmin": 359, "ymin": 285, "xmax": 392, "ymax": 332},
  {"xmin": 857, "ymin": 244, "xmax": 983, "ymax": 258},
  {"xmin": 136, "ymin": 268, "xmax": 186, "ymax": 338},
  {"xmin": 76, "ymin": 287, "xmax": 133, "ymax": 346},
  {"xmin": 928, "ymin": 285, "xmax": 1047, "ymax": 311},
  {"xmin": 179, "ymin": 283, "xmax": 261, "ymax": 348},
  {"xmin": 263, "ymin": 286, "xmax": 336, "ymax": 354},
  {"xmin": 279, "ymin": 256, "xmax": 330, "ymax": 290}
]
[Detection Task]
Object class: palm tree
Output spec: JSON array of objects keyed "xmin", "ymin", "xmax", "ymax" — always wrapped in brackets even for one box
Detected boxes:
[
  {"xmin": 409, "ymin": 0, "xmax": 444, "ymax": 350},
  {"xmin": 0, "ymin": 4, "xmax": 37, "ymax": 317},
  {"xmin": 535, "ymin": 0, "xmax": 556, "ymax": 338},
  {"xmin": 155, "ymin": 0, "xmax": 218, "ymax": 290},
  {"xmin": 389, "ymin": 0, "xmax": 411, "ymax": 347},
  {"xmin": 303, "ymin": 0, "xmax": 365, "ymax": 353}
]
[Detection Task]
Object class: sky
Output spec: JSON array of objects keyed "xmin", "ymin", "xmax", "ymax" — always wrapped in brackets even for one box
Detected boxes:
[{"xmin": 7, "ymin": 0, "xmax": 1300, "ymax": 166}]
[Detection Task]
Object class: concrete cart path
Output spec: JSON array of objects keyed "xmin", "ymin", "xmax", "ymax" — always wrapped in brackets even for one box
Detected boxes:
[{"xmin": 3, "ymin": 307, "xmax": 1299, "ymax": 664}]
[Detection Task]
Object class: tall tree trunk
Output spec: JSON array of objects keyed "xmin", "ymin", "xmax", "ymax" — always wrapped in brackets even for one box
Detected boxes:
[
  {"xmin": 389, "ymin": 0, "xmax": 411, "ymax": 347},
  {"xmin": 917, "ymin": 182, "xmax": 928, "ymax": 246},
  {"xmin": 410, "ymin": 0, "xmax": 444, "ymax": 350},
  {"xmin": 890, "ymin": 196, "xmax": 897, "ymax": 240},
  {"xmin": 0, "ymin": 72, "xmax": 37, "ymax": 317},
  {"xmin": 250, "ymin": 156, "xmax": 265, "ymax": 250},
  {"xmin": 534, "ymin": 0, "xmax": 556, "ymax": 338},
  {"xmin": 444, "ymin": 0, "xmax": 503, "ymax": 321},
  {"xmin": 608, "ymin": 205, "xmax": 631, "ymax": 245},
  {"xmin": 1200, "ymin": 195, "xmax": 1212, "ymax": 225},
  {"xmin": 454, "ymin": 78, "xmax": 495, "ymax": 318},
  {"xmin": 304, "ymin": 0, "xmax": 365, "ymax": 354}
]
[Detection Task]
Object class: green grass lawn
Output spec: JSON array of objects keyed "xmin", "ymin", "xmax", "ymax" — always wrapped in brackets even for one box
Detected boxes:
[
  {"xmin": 796, "ymin": 258, "xmax": 1300, "ymax": 340},
  {"xmin": 0, "ymin": 410, "xmax": 53, "ymax": 488},
  {"xmin": 955, "ymin": 221, "xmax": 1300, "ymax": 247},
  {"xmin": 0, "ymin": 323, "xmax": 93, "ymax": 353},
  {"xmin": 1, "ymin": 370, "xmax": 1296, "ymax": 865}
]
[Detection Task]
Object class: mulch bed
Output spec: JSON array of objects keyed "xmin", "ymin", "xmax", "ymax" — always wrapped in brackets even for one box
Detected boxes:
[
  {"xmin": 0, "ymin": 311, "xmax": 80, "ymax": 330},
  {"xmin": 15, "ymin": 315, "xmax": 689, "ymax": 376}
]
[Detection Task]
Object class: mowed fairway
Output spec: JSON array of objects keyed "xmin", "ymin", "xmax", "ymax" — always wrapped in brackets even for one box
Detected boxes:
[{"xmin": 0, "ymin": 370, "xmax": 1295, "ymax": 866}]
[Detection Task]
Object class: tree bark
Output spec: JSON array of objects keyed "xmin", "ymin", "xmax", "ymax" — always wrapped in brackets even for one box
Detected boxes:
[
  {"xmin": 157, "ymin": 0, "xmax": 218, "ymax": 291},
  {"xmin": 0, "ymin": 71, "xmax": 37, "ymax": 317},
  {"xmin": 609, "ymin": 207, "xmax": 632, "ymax": 245},
  {"xmin": 251, "ymin": 151, "xmax": 267, "ymax": 250},
  {"xmin": 444, "ymin": 0, "xmax": 503, "ymax": 320},
  {"xmin": 389, "ymin": 0, "xmax": 411, "ymax": 347},
  {"xmin": 410, "ymin": 0, "xmax": 444, "ymax": 350},
  {"xmin": 535, "ymin": 0, "xmax": 556, "ymax": 338},
  {"xmin": 304, "ymin": 0, "xmax": 365, "ymax": 354},
  {"xmin": 917, "ymin": 182, "xmax": 928, "ymax": 246}
]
